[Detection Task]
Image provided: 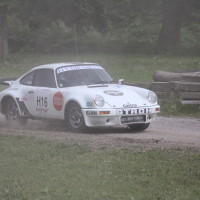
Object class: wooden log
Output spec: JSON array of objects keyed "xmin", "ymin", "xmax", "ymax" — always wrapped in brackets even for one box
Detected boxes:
[
  {"xmin": 172, "ymin": 81, "xmax": 200, "ymax": 92},
  {"xmin": 179, "ymin": 92, "xmax": 200, "ymax": 100},
  {"xmin": 182, "ymin": 73, "xmax": 200, "ymax": 82},
  {"xmin": 150, "ymin": 82, "xmax": 171, "ymax": 92},
  {"xmin": 153, "ymin": 70, "xmax": 183, "ymax": 82},
  {"xmin": 154, "ymin": 91, "xmax": 171, "ymax": 99},
  {"xmin": 153, "ymin": 70, "xmax": 200, "ymax": 82},
  {"xmin": 181, "ymin": 100, "xmax": 200, "ymax": 105}
]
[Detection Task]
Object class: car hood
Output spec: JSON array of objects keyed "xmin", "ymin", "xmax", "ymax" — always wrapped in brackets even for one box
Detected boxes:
[{"xmin": 65, "ymin": 84, "xmax": 154, "ymax": 108}]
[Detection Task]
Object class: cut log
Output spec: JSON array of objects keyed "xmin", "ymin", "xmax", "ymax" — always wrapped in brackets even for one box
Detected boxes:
[
  {"xmin": 182, "ymin": 73, "xmax": 200, "ymax": 82},
  {"xmin": 181, "ymin": 100, "xmax": 200, "ymax": 105},
  {"xmin": 179, "ymin": 92, "xmax": 200, "ymax": 100},
  {"xmin": 150, "ymin": 82, "xmax": 171, "ymax": 92},
  {"xmin": 153, "ymin": 70, "xmax": 200, "ymax": 82},
  {"xmin": 172, "ymin": 81, "xmax": 200, "ymax": 92},
  {"xmin": 153, "ymin": 70, "xmax": 183, "ymax": 82},
  {"xmin": 154, "ymin": 91, "xmax": 171, "ymax": 99}
]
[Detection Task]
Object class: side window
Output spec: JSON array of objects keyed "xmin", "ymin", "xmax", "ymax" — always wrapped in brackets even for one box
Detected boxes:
[
  {"xmin": 20, "ymin": 72, "xmax": 34, "ymax": 86},
  {"xmin": 33, "ymin": 69, "xmax": 57, "ymax": 88}
]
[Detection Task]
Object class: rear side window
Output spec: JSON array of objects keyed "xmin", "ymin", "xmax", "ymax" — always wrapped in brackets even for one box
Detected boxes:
[
  {"xmin": 33, "ymin": 69, "xmax": 57, "ymax": 88},
  {"xmin": 20, "ymin": 72, "xmax": 34, "ymax": 86}
]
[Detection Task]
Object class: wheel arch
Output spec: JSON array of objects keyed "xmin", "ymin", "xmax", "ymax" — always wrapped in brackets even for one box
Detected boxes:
[
  {"xmin": 64, "ymin": 100, "xmax": 81, "ymax": 120},
  {"xmin": 1, "ymin": 95, "xmax": 19, "ymax": 115},
  {"xmin": 64, "ymin": 99, "xmax": 87, "ymax": 132}
]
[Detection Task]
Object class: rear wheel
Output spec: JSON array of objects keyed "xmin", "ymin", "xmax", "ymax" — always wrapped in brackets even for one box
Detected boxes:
[
  {"xmin": 128, "ymin": 123, "xmax": 150, "ymax": 132},
  {"xmin": 65, "ymin": 102, "xmax": 87, "ymax": 132},
  {"xmin": 5, "ymin": 99, "xmax": 27, "ymax": 126}
]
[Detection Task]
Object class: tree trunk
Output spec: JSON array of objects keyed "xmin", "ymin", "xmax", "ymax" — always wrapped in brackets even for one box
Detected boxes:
[
  {"xmin": 157, "ymin": 0, "xmax": 187, "ymax": 51},
  {"xmin": 0, "ymin": 5, "xmax": 8, "ymax": 58}
]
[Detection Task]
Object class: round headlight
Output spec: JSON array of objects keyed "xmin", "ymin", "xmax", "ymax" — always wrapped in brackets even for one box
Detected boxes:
[
  {"xmin": 147, "ymin": 91, "xmax": 157, "ymax": 104},
  {"xmin": 94, "ymin": 95, "xmax": 105, "ymax": 107}
]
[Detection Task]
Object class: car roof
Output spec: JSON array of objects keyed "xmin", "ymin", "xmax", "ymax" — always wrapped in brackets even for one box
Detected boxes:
[{"xmin": 33, "ymin": 62, "xmax": 98, "ymax": 70}]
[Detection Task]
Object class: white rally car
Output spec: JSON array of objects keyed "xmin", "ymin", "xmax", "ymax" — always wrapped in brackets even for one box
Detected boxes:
[{"xmin": 0, "ymin": 62, "xmax": 160, "ymax": 132}]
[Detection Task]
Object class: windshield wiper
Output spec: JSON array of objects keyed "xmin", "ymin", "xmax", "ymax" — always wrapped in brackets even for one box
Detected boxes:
[
  {"xmin": 93, "ymin": 80, "xmax": 115, "ymax": 84},
  {"xmin": 93, "ymin": 80, "xmax": 109, "ymax": 84},
  {"xmin": 87, "ymin": 80, "xmax": 115, "ymax": 88}
]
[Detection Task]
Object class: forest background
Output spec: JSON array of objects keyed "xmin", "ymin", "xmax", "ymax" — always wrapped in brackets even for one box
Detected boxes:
[{"xmin": 0, "ymin": 0, "xmax": 200, "ymax": 58}]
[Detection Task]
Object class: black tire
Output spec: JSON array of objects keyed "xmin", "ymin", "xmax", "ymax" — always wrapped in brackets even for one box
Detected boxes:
[
  {"xmin": 65, "ymin": 102, "xmax": 87, "ymax": 133},
  {"xmin": 5, "ymin": 99, "xmax": 27, "ymax": 126},
  {"xmin": 128, "ymin": 123, "xmax": 150, "ymax": 132}
]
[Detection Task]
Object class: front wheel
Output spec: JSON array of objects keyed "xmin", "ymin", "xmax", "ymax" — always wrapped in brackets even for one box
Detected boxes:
[
  {"xmin": 65, "ymin": 102, "xmax": 87, "ymax": 133},
  {"xmin": 128, "ymin": 123, "xmax": 150, "ymax": 132},
  {"xmin": 5, "ymin": 99, "xmax": 27, "ymax": 126}
]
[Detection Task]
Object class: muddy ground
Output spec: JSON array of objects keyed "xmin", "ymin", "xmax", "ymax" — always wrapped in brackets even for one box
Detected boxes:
[{"xmin": 0, "ymin": 115, "xmax": 199, "ymax": 151}]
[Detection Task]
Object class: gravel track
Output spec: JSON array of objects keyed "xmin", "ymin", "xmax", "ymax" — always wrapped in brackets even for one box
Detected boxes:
[{"xmin": 0, "ymin": 115, "xmax": 200, "ymax": 151}]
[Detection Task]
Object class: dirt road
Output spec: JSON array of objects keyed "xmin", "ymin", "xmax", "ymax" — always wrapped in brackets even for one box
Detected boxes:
[{"xmin": 0, "ymin": 115, "xmax": 199, "ymax": 151}]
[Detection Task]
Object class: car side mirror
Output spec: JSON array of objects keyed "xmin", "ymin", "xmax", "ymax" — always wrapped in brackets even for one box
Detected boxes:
[{"xmin": 118, "ymin": 79, "xmax": 124, "ymax": 85}]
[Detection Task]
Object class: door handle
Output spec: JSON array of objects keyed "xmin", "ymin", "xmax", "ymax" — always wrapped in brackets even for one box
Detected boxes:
[{"xmin": 28, "ymin": 90, "xmax": 34, "ymax": 94}]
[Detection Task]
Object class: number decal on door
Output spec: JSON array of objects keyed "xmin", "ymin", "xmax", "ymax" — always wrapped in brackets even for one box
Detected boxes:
[{"xmin": 36, "ymin": 96, "xmax": 48, "ymax": 113}]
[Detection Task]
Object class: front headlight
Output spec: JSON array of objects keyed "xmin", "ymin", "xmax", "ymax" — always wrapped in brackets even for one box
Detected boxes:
[
  {"xmin": 94, "ymin": 95, "xmax": 105, "ymax": 107},
  {"xmin": 147, "ymin": 91, "xmax": 157, "ymax": 104}
]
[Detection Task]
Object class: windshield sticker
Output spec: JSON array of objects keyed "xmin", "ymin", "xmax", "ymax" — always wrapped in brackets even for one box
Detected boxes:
[
  {"xmin": 57, "ymin": 65, "xmax": 102, "ymax": 74},
  {"xmin": 104, "ymin": 90, "xmax": 124, "ymax": 96},
  {"xmin": 53, "ymin": 92, "xmax": 64, "ymax": 111}
]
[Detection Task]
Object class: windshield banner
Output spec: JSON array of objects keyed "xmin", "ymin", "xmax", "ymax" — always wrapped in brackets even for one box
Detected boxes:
[{"xmin": 57, "ymin": 65, "xmax": 102, "ymax": 74}]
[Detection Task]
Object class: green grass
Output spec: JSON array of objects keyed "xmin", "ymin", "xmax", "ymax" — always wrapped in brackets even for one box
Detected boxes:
[
  {"xmin": 0, "ymin": 53, "xmax": 200, "ymax": 83},
  {"xmin": 160, "ymin": 99, "xmax": 200, "ymax": 118},
  {"xmin": 0, "ymin": 134, "xmax": 200, "ymax": 200}
]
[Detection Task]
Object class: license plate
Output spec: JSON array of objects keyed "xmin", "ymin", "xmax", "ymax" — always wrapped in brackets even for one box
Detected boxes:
[{"xmin": 121, "ymin": 115, "xmax": 146, "ymax": 124}]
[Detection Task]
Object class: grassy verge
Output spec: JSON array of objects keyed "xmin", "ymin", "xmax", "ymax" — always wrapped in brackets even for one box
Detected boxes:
[
  {"xmin": 0, "ymin": 134, "xmax": 200, "ymax": 200},
  {"xmin": 0, "ymin": 53, "xmax": 200, "ymax": 83},
  {"xmin": 159, "ymin": 99, "xmax": 200, "ymax": 118}
]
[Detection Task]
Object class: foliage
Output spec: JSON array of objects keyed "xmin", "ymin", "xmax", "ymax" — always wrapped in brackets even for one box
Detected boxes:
[
  {"xmin": 1, "ymin": 0, "xmax": 199, "ymax": 54},
  {"xmin": 0, "ymin": 134, "xmax": 200, "ymax": 200}
]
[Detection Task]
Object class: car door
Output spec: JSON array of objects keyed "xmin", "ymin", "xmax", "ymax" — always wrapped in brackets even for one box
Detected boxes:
[{"xmin": 21, "ymin": 69, "xmax": 63, "ymax": 119}]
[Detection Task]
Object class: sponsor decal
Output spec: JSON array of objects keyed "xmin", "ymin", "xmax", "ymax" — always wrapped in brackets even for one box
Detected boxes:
[
  {"xmin": 104, "ymin": 90, "xmax": 123, "ymax": 96},
  {"xmin": 53, "ymin": 92, "xmax": 64, "ymax": 111},
  {"xmin": 86, "ymin": 102, "xmax": 93, "ymax": 107},
  {"xmin": 123, "ymin": 102, "xmax": 137, "ymax": 108},
  {"xmin": 36, "ymin": 107, "xmax": 48, "ymax": 113},
  {"xmin": 116, "ymin": 107, "xmax": 151, "ymax": 115},
  {"xmin": 122, "ymin": 108, "xmax": 151, "ymax": 115},
  {"xmin": 86, "ymin": 111, "xmax": 97, "ymax": 115},
  {"xmin": 19, "ymin": 96, "xmax": 29, "ymax": 102},
  {"xmin": 57, "ymin": 65, "xmax": 102, "ymax": 74}
]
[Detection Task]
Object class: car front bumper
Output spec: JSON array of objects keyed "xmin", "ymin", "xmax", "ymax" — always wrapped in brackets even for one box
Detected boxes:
[{"xmin": 82, "ymin": 105, "xmax": 160, "ymax": 127}]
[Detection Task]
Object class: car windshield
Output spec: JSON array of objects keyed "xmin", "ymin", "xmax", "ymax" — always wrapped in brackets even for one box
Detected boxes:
[{"xmin": 56, "ymin": 65, "xmax": 114, "ymax": 88}]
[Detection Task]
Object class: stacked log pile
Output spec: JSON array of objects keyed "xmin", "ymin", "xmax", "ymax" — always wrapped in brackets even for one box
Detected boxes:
[
  {"xmin": 151, "ymin": 70, "xmax": 200, "ymax": 104},
  {"xmin": 127, "ymin": 70, "xmax": 200, "ymax": 104}
]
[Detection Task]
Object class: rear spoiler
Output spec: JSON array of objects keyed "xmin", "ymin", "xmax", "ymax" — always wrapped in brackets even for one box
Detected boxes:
[{"xmin": 0, "ymin": 78, "xmax": 16, "ymax": 86}]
